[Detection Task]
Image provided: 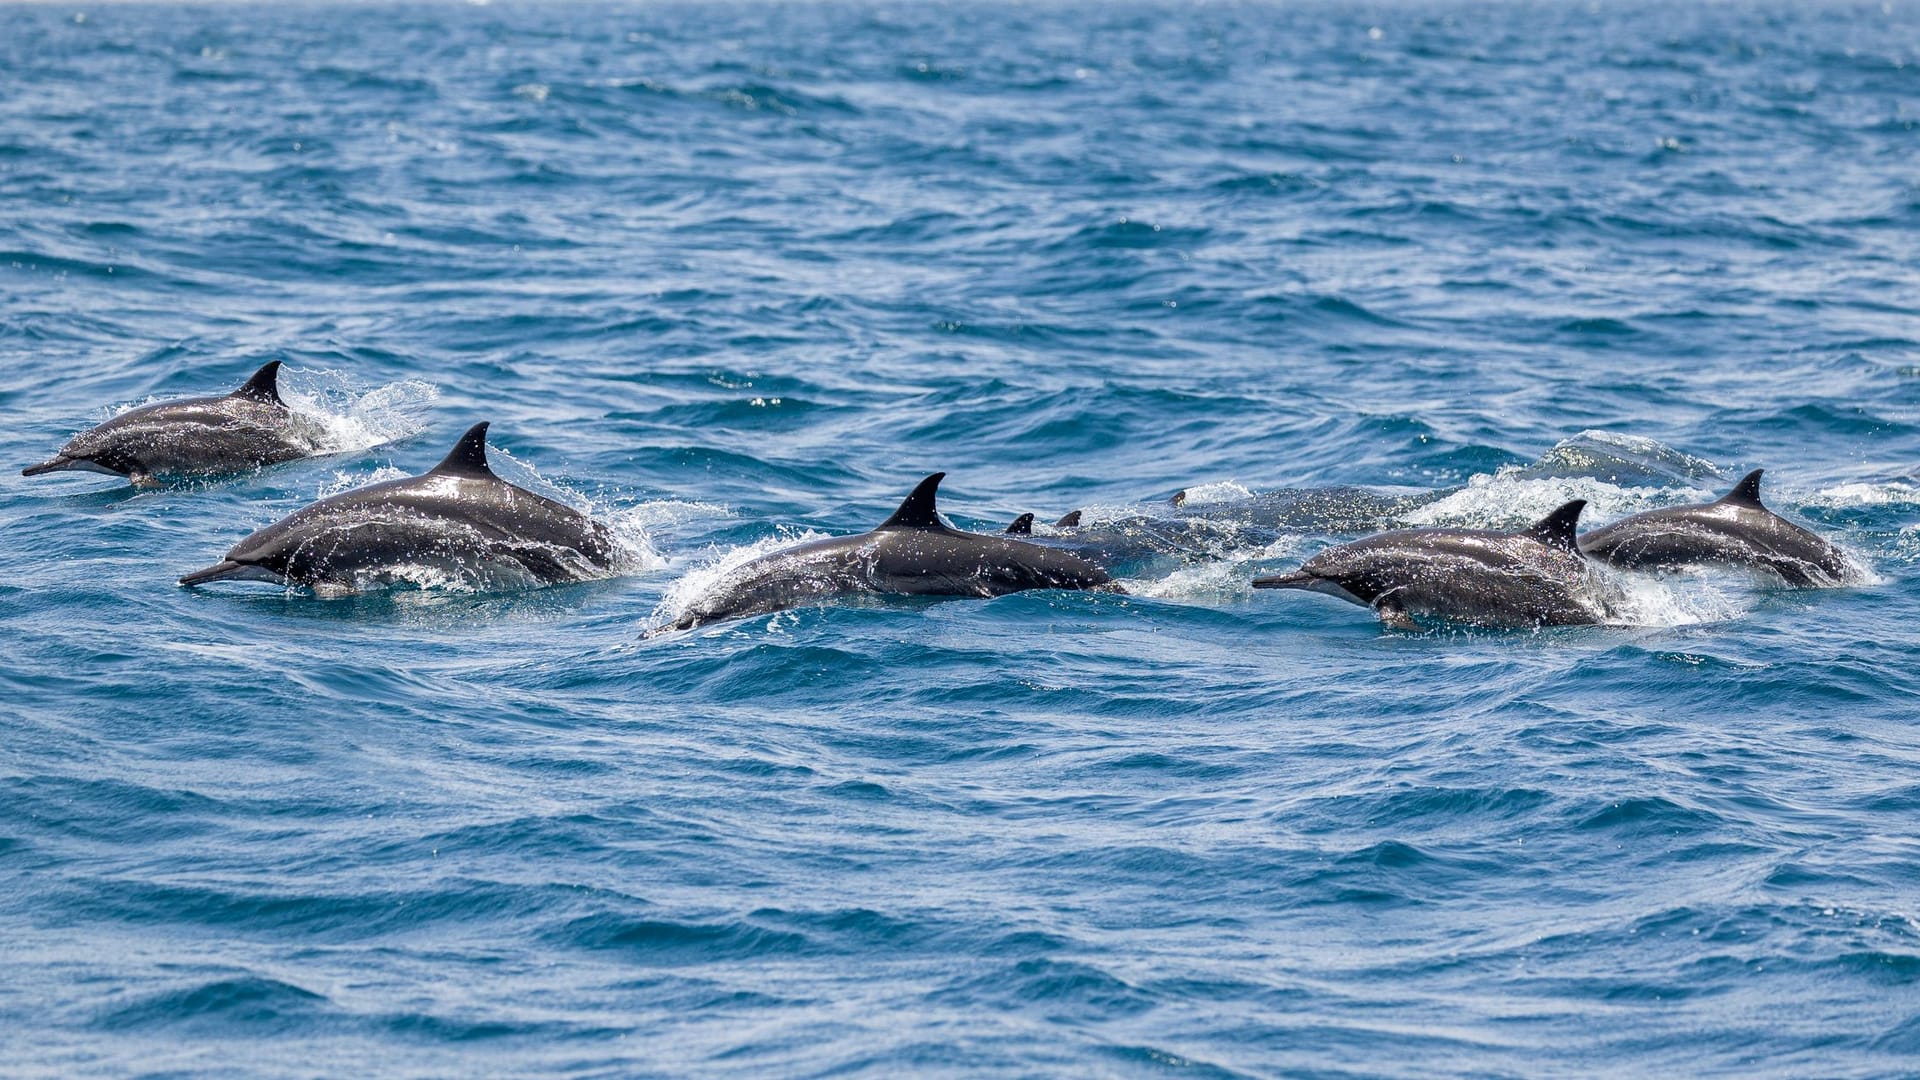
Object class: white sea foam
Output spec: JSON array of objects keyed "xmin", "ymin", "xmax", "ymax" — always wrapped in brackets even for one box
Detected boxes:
[
  {"xmin": 1596, "ymin": 569, "xmax": 1747, "ymax": 628},
  {"xmin": 1403, "ymin": 472, "xmax": 1685, "ymax": 530},
  {"xmin": 277, "ymin": 368, "xmax": 438, "ymax": 455},
  {"xmin": 1172, "ymin": 481, "xmax": 1253, "ymax": 507},
  {"xmin": 316, "ymin": 464, "xmax": 409, "ymax": 499},
  {"xmin": 1127, "ymin": 535, "xmax": 1310, "ymax": 601},
  {"xmin": 1805, "ymin": 481, "xmax": 1920, "ymax": 508},
  {"xmin": 651, "ymin": 528, "xmax": 831, "ymax": 629}
]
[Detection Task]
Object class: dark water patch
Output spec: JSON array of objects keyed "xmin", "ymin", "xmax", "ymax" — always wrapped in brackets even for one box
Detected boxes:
[
  {"xmin": 92, "ymin": 976, "xmax": 329, "ymax": 1034},
  {"xmin": 1555, "ymin": 316, "xmax": 1640, "ymax": 337},
  {"xmin": 380, "ymin": 1011, "xmax": 575, "ymax": 1044},
  {"xmin": 553, "ymin": 912, "xmax": 814, "ymax": 964},
  {"xmin": 1095, "ymin": 1044, "xmax": 1251, "ymax": 1079},
  {"xmin": 56, "ymin": 880, "xmax": 588, "ymax": 941},
  {"xmin": 934, "ymin": 956, "xmax": 1157, "ymax": 1019},
  {"xmin": 1573, "ymin": 796, "xmax": 1720, "ymax": 837},
  {"xmin": 1245, "ymin": 292, "xmax": 1409, "ymax": 329}
]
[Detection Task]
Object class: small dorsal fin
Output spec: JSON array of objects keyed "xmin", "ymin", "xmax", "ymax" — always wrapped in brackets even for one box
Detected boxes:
[
  {"xmin": 1054, "ymin": 510, "xmax": 1082, "ymax": 528},
  {"xmin": 1005, "ymin": 513, "xmax": 1035, "ymax": 535},
  {"xmin": 879, "ymin": 472, "xmax": 949, "ymax": 530},
  {"xmin": 428, "ymin": 422, "xmax": 495, "ymax": 479},
  {"xmin": 229, "ymin": 360, "xmax": 284, "ymax": 405},
  {"xmin": 1524, "ymin": 499, "xmax": 1586, "ymax": 552},
  {"xmin": 1717, "ymin": 468, "xmax": 1765, "ymax": 509},
  {"xmin": 1170, "ymin": 489, "xmax": 1188, "ymax": 508}
]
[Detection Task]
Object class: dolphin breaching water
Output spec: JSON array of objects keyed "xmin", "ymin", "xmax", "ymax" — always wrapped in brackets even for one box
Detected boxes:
[
  {"xmin": 1577, "ymin": 469, "xmax": 1856, "ymax": 587},
  {"xmin": 661, "ymin": 472, "xmax": 1121, "ymax": 632},
  {"xmin": 22, "ymin": 361, "xmax": 321, "ymax": 485},
  {"xmin": 179, "ymin": 421, "xmax": 622, "ymax": 594},
  {"xmin": 1170, "ymin": 484, "xmax": 1451, "ymax": 532},
  {"xmin": 1253, "ymin": 500, "xmax": 1610, "ymax": 630}
]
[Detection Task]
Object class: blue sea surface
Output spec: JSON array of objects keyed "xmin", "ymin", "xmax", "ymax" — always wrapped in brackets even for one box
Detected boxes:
[{"xmin": 4, "ymin": 1, "xmax": 1920, "ymax": 1075}]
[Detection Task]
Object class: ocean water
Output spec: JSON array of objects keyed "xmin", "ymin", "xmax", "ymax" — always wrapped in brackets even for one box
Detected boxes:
[{"xmin": 4, "ymin": 0, "xmax": 1920, "ymax": 1074}]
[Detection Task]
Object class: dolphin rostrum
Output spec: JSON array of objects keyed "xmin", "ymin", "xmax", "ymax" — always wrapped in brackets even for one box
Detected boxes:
[
  {"xmin": 23, "ymin": 361, "xmax": 322, "ymax": 485},
  {"xmin": 661, "ymin": 473, "xmax": 1121, "ymax": 632},
  {"xmin": 180, "ymin": 422, "xmax": 622, "ymax": 594},
  {"xmin": 1577, "ymin": 469, "xmax": 1855, "ymax": 587},
  {"xmin": 1253, "ymin": 500, "xmax": 1609, "ymax": 630}
]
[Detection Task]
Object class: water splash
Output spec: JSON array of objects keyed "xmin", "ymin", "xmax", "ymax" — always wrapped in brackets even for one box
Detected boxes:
[
  {"xmin": 1127, "ymin": 535, "xmax": 1309, "ymax": 601},
  {"xmin": 277, "ymin": 367, "xmax": 438, "ymax": 455},
  {"xmin": 651, "ymin": 529, "xmax": 832, "ymax": 629},
  {"xmin": 1596, "ymin": 567, "xmax": 1748, "ymax": 628},
  {"xmin": 1403, "ymin": 474, "xmax": 1681, "ymax": 530},
  {"xmin": 1805, "ymin": 481, "xmax": 1920, "ymax": 509},
  {"xmin": 1171, "ymin": 481, "xmax": 1254, "ymax": 507}
]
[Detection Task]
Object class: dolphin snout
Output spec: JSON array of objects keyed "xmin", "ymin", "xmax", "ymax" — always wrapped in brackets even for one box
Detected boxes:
[
  {"xmin": 179, "ymin": 560, "xmax": 250, "ymax": 587},
  {"xmin": 21, "ymin": 455, "xmax": 71, "ymax": 477},
  {"xmin": 1252, "ymin": 570, "xmax": 1315, "ymax": 590}
]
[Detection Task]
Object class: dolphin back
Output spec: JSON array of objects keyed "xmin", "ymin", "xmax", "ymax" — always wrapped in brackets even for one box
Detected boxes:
[
  {"xmin": 25, "ymin": 363, "xmax": 314, "ymax": 483},
  {"xmin": 1579, "ymin": 470, "xmax": 1855, "ymax": 586}
]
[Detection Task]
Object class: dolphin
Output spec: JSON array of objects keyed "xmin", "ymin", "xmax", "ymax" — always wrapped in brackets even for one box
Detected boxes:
[
  {"xmin": 661, "ymin": 473, "xmax": 1121, "ymax": 632},
  {"xmin": 1253, "ymin": 500, "xmax": 1608, "ymax": 630},
  {"xmin": 1577, "ymin": 469, "xmax": 1855, "ymax": 587},
  {"xmin": 180, "ymin": 422, "xmax": 621, "ymax": 594},
  {"xmin": 1170, "ymin": 484, "xmax": 1453, "ymax": 532},
  {"xmin": 23, "ymin": 361, "xmax": 321, "ymax": 485}
]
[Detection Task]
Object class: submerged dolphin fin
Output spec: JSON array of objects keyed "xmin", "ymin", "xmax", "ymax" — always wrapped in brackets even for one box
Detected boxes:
[
  {"xmin": 229, "ymin": 361, "xmax": 285, "ymax": 406},
  {"xmin": 1525, "ymin": 499, "xmax": 1587, "ymax": 552},
  {"xmin": 879, "ymin": 472, "xmax": 950, "ymax": 530},
  {"xmin": 1005, "ymin": 513, "xmax": 1035, "ymax": 535},
  {"xmin": 429, "ymin": 422, "xmax": 496, "ymax": 479},
  {"xmin": 1717, "ymin": 468, "xmax": 1765, "ymax": 509},
  {"xmin": 1054, "ymin": 510, "xmax": 1082, "ymax": 528}
]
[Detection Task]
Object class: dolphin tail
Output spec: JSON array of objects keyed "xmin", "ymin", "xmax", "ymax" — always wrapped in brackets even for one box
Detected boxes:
[
  {"xmin": 1251, "ymin": 570, "xmax": 1315, "ymax": 590},
  {"xmin": 179, "ymin": 560, "xmax": 251, "ymax": 587},
  {"xmin": 22, "ymin": 455, "xmax": 72, "ymax": 477}
]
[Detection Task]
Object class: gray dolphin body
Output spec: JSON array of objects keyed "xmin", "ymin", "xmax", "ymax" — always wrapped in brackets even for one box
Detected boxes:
[
  {"xmin": 23, "ymin": 362, "xmax": 320, "ymax": 485},
  {"xmin": 1253, "ymin": 500, "xmax": 1608, "ymax": 630},
  {"xmin": 1577, "ymin": 469, "xmax": 1854, "ymax": 587},
  {"xmin": 664, "ymin": 473, "xmax": 1120, "ymax": 632},
  {"xmin": 1171, "ymin": 484, "xmax": 1453, "ymax": 532},
  {"xmin": 1015, "ymin": 486, "xmax": 1456, "ymax": 574},
  {"xmin": 180, "ymin": 422, "xmax": 620, "ymax": 594}
]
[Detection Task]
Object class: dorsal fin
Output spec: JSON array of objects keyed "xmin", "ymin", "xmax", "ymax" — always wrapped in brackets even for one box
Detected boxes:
[
  {"xmin": 1005, "ymin": 513, "xmax": 1035, "ymax": 535},
  {"xmin": 1717, "ymin": 468, "xmax": 1765, "ymax": 509},
  {"xmin": 1170, "ymin": 489, "xmax": 1188, "ymax": 508},
  {"xmin": 229, "ymin": 360, "xmax": 284, "ymax": 405},
  {"xmin": 1524, "ymin": 499, "xmax": 1586, "ymax": 552},
  {"xmin": 428, "ymin": 422, "xmax": 495, "ymax": 479},
  {"xmin": 1054, "ymin": 510, "xmax": 1082, "ymax": 528},
  {"xmin": 879, "ymin": 472, "xmax": 949, "ymax": 530}
]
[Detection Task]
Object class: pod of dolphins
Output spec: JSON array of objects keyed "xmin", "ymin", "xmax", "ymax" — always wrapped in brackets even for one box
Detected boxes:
[{"xmin": 24, "ymin": 361, "xmax": 1861, "ymax": 633}]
